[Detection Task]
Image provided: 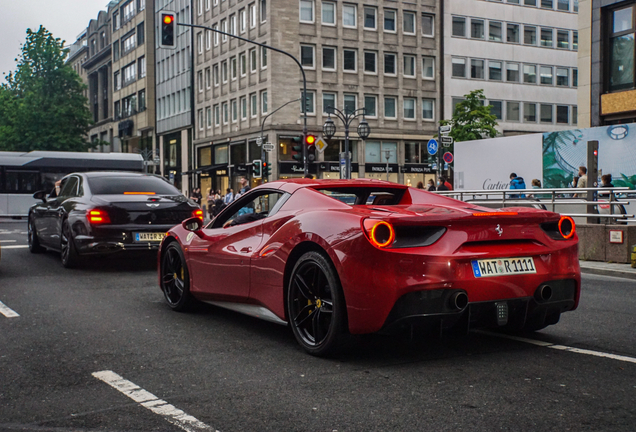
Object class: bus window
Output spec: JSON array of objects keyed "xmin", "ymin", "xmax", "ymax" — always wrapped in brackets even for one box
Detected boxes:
[{"xmin": 6, "ymin": 170, "xmax": 40, "ymax": 193}]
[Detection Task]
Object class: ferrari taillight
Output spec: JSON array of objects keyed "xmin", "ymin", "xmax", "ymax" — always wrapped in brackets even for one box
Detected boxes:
[
  {"xmin": 87, "ymin": 209, "xmax": 111, "ymax": 224},
  {"xmin": 362, "ymin": 219, "xmax": 395, "ymax": 249},
  {"xmin": 558, "ymin": 216, "xmax": 575, "ymax": 239},
  {"xmin": 193, "ymin": 209, "xmax": 204, "ymax": 221}
]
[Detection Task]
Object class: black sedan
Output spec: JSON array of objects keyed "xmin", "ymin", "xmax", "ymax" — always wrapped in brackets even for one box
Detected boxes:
[{"xmin": 28, "ymin": 172, "xmax": 202, "ymax": 267}]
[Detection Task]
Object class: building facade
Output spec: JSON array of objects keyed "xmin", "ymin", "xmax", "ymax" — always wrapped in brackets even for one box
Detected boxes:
[
  {"xmin": 111, "ymin": 0, "xmax": 157, "ymax": 158},
  {"xmin": 579, "ymin": 0, "xmax": 636, "ymax": 127},
  {"xmin": 155, "ymin": 0, "xmax": 194, "ymax": 192},
  {"xmin": 192, "ymin": 0, "xmax": 441, "ymax": 194},
  {"xmin": 67, "ymin": 30, "xmax": 89, "ymax": 103},
  {"xmin": 444, "ymin": 0, "xmax": 580, "ymax": 135}
]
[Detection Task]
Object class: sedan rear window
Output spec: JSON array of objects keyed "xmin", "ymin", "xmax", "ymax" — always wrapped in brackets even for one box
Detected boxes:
[{"xmin": 88, "ymin": 176, "xmax": 181, "ymax": 195}]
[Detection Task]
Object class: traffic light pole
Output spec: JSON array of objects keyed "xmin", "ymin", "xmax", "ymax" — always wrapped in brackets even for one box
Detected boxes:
[
  {"xmin": 176, "ymin": 23, "xmax": 310, "ymax": 176},
  {"xmin": 259, "ymin": 98, "xmax": 302, "ymax": 180}
]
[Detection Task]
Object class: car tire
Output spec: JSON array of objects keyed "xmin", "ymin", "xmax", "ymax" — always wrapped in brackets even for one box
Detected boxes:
[
  {"xmin": 160, "ymin": 242, "xmax": 193, "ymax": 312},
  {"xmin": 28, "ymin": 217, "xmax": 45, "ymax": 253},
  {"xmin": 287, "ymin": 251, "xmax": 347, "ymax": 357},
  {"xmin": 60, "ymin": 221, "xmax": 80, "ymax": 268}
]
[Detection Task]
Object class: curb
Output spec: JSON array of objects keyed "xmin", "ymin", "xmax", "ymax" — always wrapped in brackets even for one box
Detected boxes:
[{"xmin": 579, "ymin": 266, "xmax": 636, "ymax": 281}]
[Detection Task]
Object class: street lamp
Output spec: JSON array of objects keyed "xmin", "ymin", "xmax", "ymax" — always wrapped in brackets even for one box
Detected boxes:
[{"xmin": 322, "ymin": 107, "xmax": 370, "ymax": 179}]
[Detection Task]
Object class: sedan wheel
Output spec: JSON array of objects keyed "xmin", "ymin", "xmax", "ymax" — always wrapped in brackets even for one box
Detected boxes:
[
  {"xmin": 287, "ymin": 251, "xmax": 346, "ymax": 356},
  {"xmin": 60, "ymin": 222, "xmax": 80, "ymax": 268},
  {"xmin": 28, "ymin": 217, "xmax": 44, "ymax": 253},
  {"xmin": 160, "ymin": 243, "xmax": 192, "ymax": 311}
]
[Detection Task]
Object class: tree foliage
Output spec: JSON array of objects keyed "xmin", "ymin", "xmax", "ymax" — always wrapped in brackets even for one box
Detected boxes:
[
  {"xmin": 440, "ymin": 89, "xmax": 498, "ymax": 142},
  {"xmin": 0, "ymin": 26, "xmax": 92, "ymax": 152}
]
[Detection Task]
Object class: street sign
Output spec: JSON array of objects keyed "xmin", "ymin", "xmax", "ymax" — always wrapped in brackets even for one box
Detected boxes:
[
  {"xmin": 441, "ymin": 136, "xmax": 454, "ymax": 147},
  {"xmin": 443, "ymin": 152, "xmax": 454, "ymax": 164},
  {"xmin": 315, "ymin": 137, "xmax": 328, "ymax": 153},
  {"xmin": 262, "ymin": 142, "xmax": 275, "ymax": 152},
  {"xmin": 340, "ymin": 155, "xmax": 346, "ymax": 179},
  {"xmin": 427, "ymin": 139, "xmax": 438, "ymax": 156},
  {"xmin": 256, "ymin": 137, "xmax": 263, "ymax": 146},
  {"xmin": 439, "ymin": 125, "xmax": 452, "ymax": 134}
]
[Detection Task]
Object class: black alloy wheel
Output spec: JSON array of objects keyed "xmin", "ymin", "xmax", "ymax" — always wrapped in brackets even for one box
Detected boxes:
[
  {"xmin": 28, "ymin": 217, "xmax": 44, "ymax": 253},
  {"xmin": 287, "ymin": 251, "xmax": 346, "ymax": 356},
  {"xmin": 160, "ymin": 242, "xmax": 192, "ymax": 311},
  {"xmin": 60, "ymin": 221, "xmax": 80, "ymax": 268}
]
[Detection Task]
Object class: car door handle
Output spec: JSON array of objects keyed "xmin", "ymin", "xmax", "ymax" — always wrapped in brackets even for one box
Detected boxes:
[{"xmin": 240, "ymin": 247, "xmax": 252, "ymax": 253}]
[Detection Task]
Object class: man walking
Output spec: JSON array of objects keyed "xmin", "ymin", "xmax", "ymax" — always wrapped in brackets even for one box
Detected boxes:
[
  {"xmin": 224, "ymin": 188, "xmax": 234, "ymax": 204},
  {"xmin": 509, "ymin": 173, "xmax": 526, "ymax": 198}
]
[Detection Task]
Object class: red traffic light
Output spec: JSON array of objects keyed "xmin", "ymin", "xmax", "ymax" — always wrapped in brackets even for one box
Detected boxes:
[
  {"xmin": 163, "ymin": 15, "xmax": 174, "ymax": 24},
  {"xmin": 305, "ymin": 135, "xmax": 316, "ymax": 145},
  {"xmin": 593, "ymin": 149, "xmax": 598, "ymax": 156}
]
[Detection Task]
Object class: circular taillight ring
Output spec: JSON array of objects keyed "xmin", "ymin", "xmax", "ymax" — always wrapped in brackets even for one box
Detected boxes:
[
  {"xmin": 370, "ymin": 221, "xmax": 395, "ymax": 248},
  {"xmin": 558, "ymin": 216, "xmax": 575, "ymax": 239}
]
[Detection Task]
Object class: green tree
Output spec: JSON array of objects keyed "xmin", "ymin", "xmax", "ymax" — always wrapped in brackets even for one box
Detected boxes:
[
  {"xmin": 440, "ymin": 89, "xmax": 498, "ymax": 142},
  {"xmin": 0, "ymin": 26, "xmax": 92, "ymax": 152}
]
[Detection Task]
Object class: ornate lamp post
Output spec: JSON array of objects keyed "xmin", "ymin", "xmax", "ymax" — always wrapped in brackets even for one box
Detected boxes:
[{"xmin": 322, "ymin": 108, "xmax": 370, "ymax": 179}]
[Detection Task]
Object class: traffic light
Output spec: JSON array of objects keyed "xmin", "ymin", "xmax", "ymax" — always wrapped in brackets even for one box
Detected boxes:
[
  {"xmin": 159, "ymin": 12, "xmax": 176, "ymax": 49},
  {"xmin": 263, "ymin": 161, "xmax": 272, "ymax": 178},
  {"xmin": 252, "ymin": 159, "xmax": 262, "ymax": 179},
  {"xmin": 305, "ymin": 134, "xmax": 316, "ymax": 162},
  {"xmin": 291, "ymin": 136, "xmax": 303, "ymax": 162}
]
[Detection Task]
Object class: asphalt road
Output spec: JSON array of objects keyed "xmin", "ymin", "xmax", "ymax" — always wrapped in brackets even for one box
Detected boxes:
[{"xmin": 1, "ymin": 219, "xmax": 635, "ymax": 432}]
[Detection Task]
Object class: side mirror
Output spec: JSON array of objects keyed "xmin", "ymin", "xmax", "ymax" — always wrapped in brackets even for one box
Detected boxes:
[
  {"xmin": 33, "ymin": 190, "xmax": 47, "ymax": 202},
  {"xmin": 181, "ymin": 217, "xmax": 203, "ymax": 232}
]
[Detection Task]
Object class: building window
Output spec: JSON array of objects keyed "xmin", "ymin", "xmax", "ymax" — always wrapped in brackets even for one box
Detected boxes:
[
  {"xmin": 114, "ymin": 71, "xmax": 121, "ymax": 91},
  {"xmin": 323, "ymin": 92, "xmax": 336, "ymax": 114},
  {"xmin": 489, "ymin": 61, "xmax": 502, "ymax": 81},
  {"xmin": 343, "ymin": 49, "xmax": 357, "ymax": 72},
  {"xmin": 573, "ymin": 30, "xmax": 578, "ymax": 50},
  {"xmin": 507, "ymin": 101, "xmax": 520, "ymax": 122},
  {"xmin": 231, "ymin": 56, "xmax": 237, "ymax": 80},
  {"xmin": 384, "ymin": 97, "xmax": 396, "ymax": 118},
  {"xmin": 261, "ymin": 91, "xmax": 268, "ymax": 114},
  {"xmin": 364, "ymin": 95, "xmax": 377, "ymax": 117},
  {"xmin": 206, "ymin": 30, "xmax": 211, "ymax": 50},
  {"xmin": 452, "ymin": 57, "xmax": 466, "ymax": 78},
  {"xmin": 540, "ymin": 104, "xmax": 553, "ymax": 123},
  {"xmin": 250, "ymin": 93, "xmax": 257, "ymax": 117},
  {"xmin": 137, "ymin": 22, "xmax": 145, "ymax": 45},
  {"xmin": 223, "ymin": 102, "xmax": 228, "ymax": 124},
  {"xmin": 471, "ymin": 59, "xmax": 484, "ymax": 79},
  {"xmin": 507, "ymin": 23, "xmax": 520, "ymax": 43},
  {"xmin": 608, "ymin": 6, "xmax": 636, "ymax": 91},
  {"xmin": 384, "ymin": 53, "xmax": 396, "ymax": 75},
  {"xmin": 213, "ymin": 24, "xmax": 219, "ymax": 46},
  {"xmin": 198, "ymin": 71, "xmax": 203, "ymax": 92},
  {"xmin": 240, "ymin": 8, "xmax": 246, "ymax": 33},
  {"xmin": 364, "ymin": 7, "xmax": 376, "ymax": 29},
  {"xmin": 322, "ymin": 46, "xmax": 336, "ymax": 70},
  {"xmin": 573, "ymin": 68, "xmax": 578, "ymax": 87},
  {"xmin": 556, "ymin": 67, "xmax": 569, "ymax": 86},
  {"xmin": 364, "ymin": 51, "xmax": 377, "ymax": 73},
  {"xmin": 540, "ymin": 66, "xmax": 553, "ymax": 85},
  {"xmin": 260, "ymin": 0, "xmax": 267, "ymax": 22},
  {"xmin": 250, "ymin": 48, "xmax": 257, "ymax": 72},
  {"xmin": 222, "ymin": 60, "xmax": 228, "ymax": 82},
  {"xmin": 230, "ymin": 14, "xmax": 237, "ymax": 35},
  {"xmin": 197, "ymin": 32, "xmax": 203, "ymax": 53},
  {"xmin": 422, "ymin": 98, "xmax": 434, "ymax": 120},
  {"xmin": 421, "ymin": 14, "xmax": 434, "ymax": 36},
  {"xmin": 205, "ymin": 67, "xmax": 211, "ymax": 88},
  {"xmin": 524, "ymin": 26, "xmax": 537, "ymax": 45},
  {"xmin": 232, "ymin": 99, "xmax": 238, "ymax": 122},
  {"xmin": 240, "ymin": 52, "xmax": 247, "ymax": 76},
  {"xmin": 490, "ymin": 100, "xmax": 503, "ymax": 120},
  {"xmin": 542, "ymin": 0, "xmax": 553, "ymax": 8},
  {"xmin": 557, "ymin": 30, "xmax": 569, "ymax": 49},
  {"xmin": 422, "ymin": 56, "xmax": 434, "ymax": 79},
  {"xmin": 403, "ymin": 11, "xmax": 416, "ymax": 34},
  {"xmin": 300, "ymin": 0, "xmax": 314, "ymax": 22},
  {"xmin": 301, "ymin": 45, "xmax": 315, "ymax": 68},
  {"xmin": 524, "ymin": 103, "xmax": 537, "ymax": 122},
  {"xmin": 471, "ymin": 18, "xmax": 484, "ymax": 39},
  {"xmin": 221, "ymin": 20, "xmax": 227, "ymax": 42},
  {"xmin": 403, "ymin": 98, "xmax": 416, "ymax": 119},
  {"xmin": 558, "ymin": 0, "xmax": 569, "ymax": 11},
  {"xmin": 138, "ymin": 56, "xmax": 146, "ymax": 78},
  {"xmin": 261, "ymin": 46, "xmax": 268, "ymax": 68},
  {"xmin": 198, "ymin": 109, "xmax": 204, "ymax": 130},
  {"xmin": 452, "ymin": 16, "xmax": 466, "ymax": 37},
  {"xmin": 556, "ymin": 105, "xmax": 569, "ymax": 124},
  {"xmin": 249, "ymin": 3, "xmax": 256, "ymax": 28},
  {"xmin": 322, "ymin": 1, "xmax": 335, "ymax": 25},
  {"xmin": 507, "ymin": 62, "xmax": 520, "ymax": 82},
  {"xmin": 403, "ymin": 55, "xmax": 416, "ymax": 77},
  {"xmin": 344, "ymin": 94, "xmax": 356, "ymax": 114},
  {"xmin": 214, "ymin": 64, "xmax": 220, "ymax": 86},
  {"xmin": 540, "ymin": 28, "xmax": 553, "ymax": 47},
  {"xmin": 343, "ymin": 4, "xmax": 357, "ymax": 28},
  {"xmin": 524, "ymin": 64, "xmax": 537, "ymax": 83},
  {"xmin": 207, "ymin": 107, "xmax": 212, "ymax": 128},
  {"xmin": 489, "ymin": 21, "xmax": 502, "ymax": 41},
  {"xmin": 384, "ymin": 9, "xmax": 396, "ymax": 32},
  {"xmin": 241, "ymin": 97, "xmax": 247, "ymax": 120},
  {"xmin": 197, "ymin": 0, "xmax": 203, "ymax": 16}
]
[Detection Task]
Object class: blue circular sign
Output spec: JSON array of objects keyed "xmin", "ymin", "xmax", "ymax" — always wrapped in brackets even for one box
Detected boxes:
[{"xmin": 427, "ymin": 139, "xmax": 438, "ymax": 155}]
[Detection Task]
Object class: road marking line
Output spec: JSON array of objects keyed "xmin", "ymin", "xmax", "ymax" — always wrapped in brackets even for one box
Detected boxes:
[
  {"xmin": 92, "ymin": 370, "xmax": 217, "ymax": 432},
  {"xmin": 479, "ymin": 331, "xmax": 636, "ymax": 365},
  {"xmin": 0, "ymin": 240, "xmax": 17, "ymax": 243},
  {"xmin": 0, "ymin": 300, "xmax": 20, "ymax": 318},
  {"xmin": 2, "ymin": 245, "xmax": 29, "ymax": 249}
]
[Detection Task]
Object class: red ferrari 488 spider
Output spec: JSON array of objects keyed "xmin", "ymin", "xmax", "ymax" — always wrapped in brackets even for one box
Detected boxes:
[{"xmin": 158, "ymin": 179, "xmax": 580, "ymax": 356}]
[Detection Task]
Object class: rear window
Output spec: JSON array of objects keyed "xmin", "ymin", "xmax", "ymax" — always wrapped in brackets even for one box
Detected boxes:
[
  {"xmin": 314, "ymin": 187, "xmax": 404, "ymax": 206},
  {"xmin": 88, "ymin": 176, "xmax": 181, "ymax": 195}
]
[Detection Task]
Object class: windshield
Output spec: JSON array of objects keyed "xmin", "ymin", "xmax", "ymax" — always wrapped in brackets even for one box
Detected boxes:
[
  {"xmin": 87, "ymin": 176, "xmax": 182, "ymax": 195},
  {"xmin": 314, "ymin": 187, "xmax": 405, "ymax": 206}
]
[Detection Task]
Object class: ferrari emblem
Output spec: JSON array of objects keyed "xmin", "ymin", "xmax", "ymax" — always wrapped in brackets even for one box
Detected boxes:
[{"xmin": 495, "ymin": 224, "xmax": 503, "ymax": 236}]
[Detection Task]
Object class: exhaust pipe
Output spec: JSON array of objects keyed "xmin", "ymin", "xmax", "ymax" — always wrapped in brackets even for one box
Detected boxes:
[
  {"xmin": 449, "ymin": 292, "xmax": 469, "ymax": 311},
  {"xmin": 536, "ymin": 284, "xmax": 553, "ymax": 302}
]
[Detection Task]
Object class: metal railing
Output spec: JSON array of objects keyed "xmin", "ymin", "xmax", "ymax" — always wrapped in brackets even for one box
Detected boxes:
[{"xmin": 436, "ymin": 187, "xmax": 635, "ymax": 222}]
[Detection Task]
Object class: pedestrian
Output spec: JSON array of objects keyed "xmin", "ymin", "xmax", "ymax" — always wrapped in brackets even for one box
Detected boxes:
[
  {"xmin": 207, "ymin": 188, "xmax": 215, "ymax": 216},
  {"xmin": 444, "ymin": 177, "xmax": 453, "ymax": 191},
  {"xmin": 530, "ymin": 178, "xmax": 547, "ymax": 199},
  {"xmin": 192, "ymin": 187, "xmax": 202, "ymax": 206},
  {"xmin": 416, "ymin": 181, "xmax": 424, "ymax": 189},
  {"xmin": 304, "ymin": 174, "xmax": 315, "ymax": 179},
  {"xmin": 239, "ymin": 176, "xmax": 251, "ymax": 194},
  {"xmin": 436, "ymin": 176, "xmax": 449, "ymax": 191},
  {"xmin": 509, "ymin": 172, "xmax": 526, "ymax": 198},
  {"xmin": 575, "ymin": 166, "xmax": 588, "ymax": 198},
  {"xmin": 224, "ymin": 188, "xmax": 234, "ymax": 204},
  {"xmin": 599, "ymin": 174, "xmax": 614, "ymax": 199},
  {"xmin": 427, "ymin": 179, "xmax": 436, "ymax": 191}
]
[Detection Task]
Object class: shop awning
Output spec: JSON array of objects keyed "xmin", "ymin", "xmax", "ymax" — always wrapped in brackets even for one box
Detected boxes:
[{"xmin": 181, "ymin": 163, "xmax": 228, "ymax": 176}]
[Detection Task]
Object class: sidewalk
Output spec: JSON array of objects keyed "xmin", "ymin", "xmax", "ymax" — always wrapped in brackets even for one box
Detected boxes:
[{"xmin": 579, "ymin": 260, "xmax": 636, "ymax": 280}]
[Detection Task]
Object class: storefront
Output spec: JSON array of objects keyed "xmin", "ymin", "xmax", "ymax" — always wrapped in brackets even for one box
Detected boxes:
[
  {"xmin": 318, "ymin": 162, "xmax": 360, "ymax": 179},
  {"xmin": 402, "ymin": 164, "xmax": 435, "ymax": 188},
  {"xmin": 163, "ymin": 131, "xmax": 182, "ymax": 190},
  {"xmin": 279, "ymin": 162, "xmax": 318, "ymax": 179},
  {"xmin": 364, "ymin": 163, "xmax": 399, "ymax": 183}
]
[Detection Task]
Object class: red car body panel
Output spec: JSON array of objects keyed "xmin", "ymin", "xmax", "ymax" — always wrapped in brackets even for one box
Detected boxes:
[{"xmin": 160, "ymin": 179, "xmax": 580, "ymax": 335}]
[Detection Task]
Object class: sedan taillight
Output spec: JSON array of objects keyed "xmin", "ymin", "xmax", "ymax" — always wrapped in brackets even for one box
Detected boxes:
[
  {"xmin": 193, "ymin": 209, "xmax": 204, "ymax": 221},
  {"xmin": 87, "ymin": 209, "xmax": 111, "ymax": 224},
  {"xmin": 362, "ymin": 219, "xmax": 395, "ymax": 249}
]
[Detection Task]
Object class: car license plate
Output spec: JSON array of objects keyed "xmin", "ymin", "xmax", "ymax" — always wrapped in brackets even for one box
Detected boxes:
[
  {"xmin": 471, "ymin": 257, "xmax": 536, "ymax": 278},
  {"xmin": 134, "ymin": 232, "xmax": 166, "ymax": 242}
]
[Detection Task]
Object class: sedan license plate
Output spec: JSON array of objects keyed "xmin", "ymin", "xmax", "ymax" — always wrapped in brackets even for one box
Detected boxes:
[
  {"xmin": 471, "ymin": 257, "xmax": 536, "ymax": 278},
  {"xmin": 134, "ymin": 232, "xmax": 166, "ymax": 242}
]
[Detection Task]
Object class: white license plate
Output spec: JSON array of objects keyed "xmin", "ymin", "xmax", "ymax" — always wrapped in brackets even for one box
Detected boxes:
[
  {"xmin": 134, "ymin": 232, "xmax": 166, "ymax": 242},
  {"xmin": 471, "ymin": 257, "xmax": 536, "ymax": 278}
]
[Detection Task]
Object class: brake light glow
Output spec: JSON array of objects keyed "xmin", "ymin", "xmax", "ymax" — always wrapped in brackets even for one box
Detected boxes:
[
  {"xmin": 193, "ymin": 209, "xmax": 204, "ymax": 221},
  {"xmin": 87, "ymin": 209, "xmax": 111, "ymax": 224},
  {"xmin": 558, "ymin": 216, "xmax": 575, "ymax": 239},
  {"xmin": 124, "ymin": 192, "xmax": 156, "ymax": 195},
  {"xmin": 472, "ymin": 212, "xmax": 518, "ymax": 217},
  {"xmin": 363, "ymin": 219, "xmax": 395, "ymax": 248}
]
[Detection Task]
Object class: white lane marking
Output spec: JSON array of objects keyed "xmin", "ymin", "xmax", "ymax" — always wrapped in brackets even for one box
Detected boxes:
[
  {"xmin": 2, "ymin": 245, "xmax": 29, "ymax": 249},
  {"xmin": 92, "ymin": 370, "xmax": 217, "ymax": 432},
  {"xmin": 0, "ymin": 240, "xmax": 17, "ymax": 243},
  {"xmin": 0, "ymin": 300, "xmax": 20, "ymax": 318},
  {"xmin": 479, "ymin": 331, "xmax": 636, "ymax": 365}
]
